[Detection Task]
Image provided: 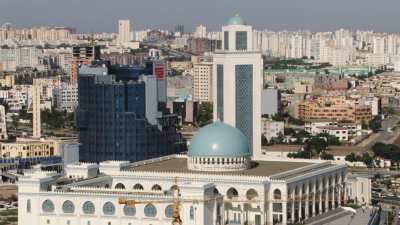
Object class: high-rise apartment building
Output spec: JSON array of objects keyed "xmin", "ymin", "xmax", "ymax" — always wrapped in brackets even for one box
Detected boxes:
[
  {"xmin": 194, "ymin": 25, "xmax": 207, "ymax": 38},
  {"xmin": 118, "ymin": 19, "xmax": 131, "ymax": 44},
  {"xmin": 71, "ymin": 45, "xmax": 101, "ymax": 83},
  {"xmin": 193, "ymin": 62, "xmax": 213, "ymax": 102},
  {"xmin": 212, "ymin": 14, "xmax": 263, "ymax": 157},
  {"xmin": 77, "ymin": 62, "xmax": 183, "ymax": 163}
]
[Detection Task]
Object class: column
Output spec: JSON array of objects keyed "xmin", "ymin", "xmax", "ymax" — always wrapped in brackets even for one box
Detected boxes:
[
  {"xmin": 325, "ymin": 179, "xmax": 329, "ymax": 212},
  {"xmin": 298, "ymin": 190, "xmax": 302, "ymax": 221},
  {"xmin": 291, "ymin": 192, "xmax": 295, "ymax": 223},
  {"xmin": 332, "ymin": 178, "xmax": 336, "ymax": 209},
  {"xmin": 338, "ymin": 186, "xmax": 342, "ymax": 207},
  {"xmin": 282, "ymin": 202, "xmax": 287, "ymax": 225},
  {"xmin": 318, "ymin": 182, "xmax": 322, "ymax": 215},
  {"xmin": 311, "ymin": 181, "xmax": 317, "ymax": 216},
  {"xmin": 268, "ymin": 202, "xmax": 273, "ymax": 225},
  {"xmin": 305, "ymin": 183, "xmax": 309, "ymax": 219}
]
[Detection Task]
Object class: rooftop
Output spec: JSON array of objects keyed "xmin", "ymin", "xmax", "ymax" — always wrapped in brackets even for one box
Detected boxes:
[{"xmin": 128, "ymin": 157, "xmax": 312, "ymax": 177}]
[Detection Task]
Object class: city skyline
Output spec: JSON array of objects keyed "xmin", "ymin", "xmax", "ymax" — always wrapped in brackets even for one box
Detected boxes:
[{"xmin": 1, "ymin": 0, "xmax": 400, "ymax": 33}]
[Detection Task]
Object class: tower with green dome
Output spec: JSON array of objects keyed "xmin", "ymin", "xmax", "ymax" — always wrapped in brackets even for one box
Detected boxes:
[{"xmin": 212, "ymin": 14, "xmax": 263, "ymax": 158}]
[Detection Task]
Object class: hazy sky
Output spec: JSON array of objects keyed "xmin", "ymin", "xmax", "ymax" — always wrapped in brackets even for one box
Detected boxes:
[{"xmin": 0, "ymin": 0, "xmax": 399, "ymax": 33}]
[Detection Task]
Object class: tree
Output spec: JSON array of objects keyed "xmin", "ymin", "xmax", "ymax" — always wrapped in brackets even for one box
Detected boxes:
[
  {"xmin": 305, "ymin": 137, "xmax": 328, "ymax": 154},
  {"xmin": 320, "ymin": 152, "xmax": 334, "ymax": 160},
  {"xmin": 196, "ymin": 102, "xmax": 213, "ymax": 127},
  {"xmin": 369, "ymin": 116, "xmax": 382, "ymax": 133},
  {"xmin": 362, "ymin": 153, "xmax": 374, "ymax": 168},
  {"xmin": 345, "ymin": 153, "xmax": 358, "ymax": 162},
  {"xmin": 372, "ymin": 143, "xmax": 400, "ymax": 163}
]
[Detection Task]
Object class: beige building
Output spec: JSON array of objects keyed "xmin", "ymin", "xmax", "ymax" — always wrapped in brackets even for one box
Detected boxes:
[
  {"xmin": 297, "ymin": 96, "xmax": 372, "ymax": 124},
  {"xmin": 0, "ymin": 75, "xmax": 15, "ymax": 88},
  {"xmin": 0, "ymin": 139, "xmax": 58, "ymax": 159},
  {"xmin": 193, "ymin": 62, "xmax": 213, "ymax": 102}
]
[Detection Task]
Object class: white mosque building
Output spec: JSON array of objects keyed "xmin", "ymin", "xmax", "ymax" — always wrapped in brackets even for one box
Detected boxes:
[
  {"xmin": 18, "ymin": 121, "xmax": 371, "ymax": 225},
  {"xmin": 18, "ymin": 15, "xmax": 370, "ymax": 225}
]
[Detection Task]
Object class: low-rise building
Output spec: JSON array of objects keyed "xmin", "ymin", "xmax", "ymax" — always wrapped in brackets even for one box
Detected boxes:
[
  {"xmin": 345, "ymin": 174, "xmax": 372, "ymax": 206},
  {"xmin": 305, "ymin": 120, "xmax": 362, "ymax": 140},
  {"xmin": 261, "ymin": 119, "xmax": 284, "ymax": 141}
]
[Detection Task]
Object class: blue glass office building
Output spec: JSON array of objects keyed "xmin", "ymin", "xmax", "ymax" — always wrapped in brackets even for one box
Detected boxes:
[{"xmin": 77, "ymin": 62, "xmax": 183, "ymax": 162}]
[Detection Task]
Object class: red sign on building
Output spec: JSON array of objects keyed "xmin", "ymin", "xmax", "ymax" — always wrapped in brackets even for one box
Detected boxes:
[{"xmin": 154, "ymin": 65, "xmax": 164, "ymax": 80}]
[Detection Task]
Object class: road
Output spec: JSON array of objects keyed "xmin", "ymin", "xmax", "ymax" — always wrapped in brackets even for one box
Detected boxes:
[{"xmin": 357, "ymin": 115, "xmax": 400, "ymax": 149}]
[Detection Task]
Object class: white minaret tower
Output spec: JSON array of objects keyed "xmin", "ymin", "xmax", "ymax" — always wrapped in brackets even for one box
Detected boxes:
[
  {"xmin": 32, "ymin": 81, "xmax": 41, "ymax": 138},
  {"xmin": 212, "ymin": 13, "xmax": 263, "ymax": 158}
]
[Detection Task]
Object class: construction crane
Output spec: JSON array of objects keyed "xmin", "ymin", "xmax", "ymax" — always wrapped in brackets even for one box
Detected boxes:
[{"xmin": 118, "ymin": 178, "xmax": 264, "ymax": 225}]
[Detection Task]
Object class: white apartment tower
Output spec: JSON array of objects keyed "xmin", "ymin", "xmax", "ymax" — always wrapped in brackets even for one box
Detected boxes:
[
  {"xmin": 118, "ymin": 19, "xmax": 131, "ymax": 44},
  {"xmin": 212, "ymin": 14, "xmax": 263, "ymax": 157},
  {"xmin": 32, "ymin": 83, "xmax": 41, "ymax": 138},
  {"xmin": 193, "ymin": 62, "xmax": 213, "ymax": 102},
  {"xmin": 195, "ymin": 25, "xmax": 207, "ymax": 38}
]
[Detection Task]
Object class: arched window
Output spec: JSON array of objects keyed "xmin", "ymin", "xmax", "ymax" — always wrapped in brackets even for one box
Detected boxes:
[
  {"xmin": 170, "ymin": 185, "xmax": 178, "ymax": 191},
  {"xmin": 151, "ymin": 184, "xmax": 162, "ymax": 191},
  {"xmin": 82, "ymin": 201, "xmax": 95, "ymax": 214},
  {"xmin": 246, "ymin": 189, "xmax": 259, "ymax": 201},
  {"xmin": 123, "ymin": 205, "xmax": 136, "ymax": 216},
  {"xmin": 42, "ymin": 199, "xmax": 55, "ymax": 213},
  {"xmin": 213, "ymin": 187, "xmax": 220, "ymax": 195},
  {"xmin": 226, "ymin": 187, "xmax": 239, "ymax": 199},
  {"xmin": 274, "ymin": 189, "xmax": 282, "ymax": 200},
  {"xmin": 144, "ymin": 203, "xmax": 157, "ymax": 217},
  {"xmin": 133, "ymin": 183, "xmax": 144, "ymax": 190},
  {"xmin": 62, "ymin": 200, "xmax": 75, "ymax": 214},
  {"xmin": 165, "ymin": 205, "xmax": 174, "ymax": 218},
  {"xmin": 114, "ymin": 183, "xmax": 125, "ymax": 189},
  {"xmin": 103, "ymin": 202, "xmax": 115, "ymax": 215},
  {"xmin": 27, "ymin": 199, "xmax": 31, "ymax": 213}
]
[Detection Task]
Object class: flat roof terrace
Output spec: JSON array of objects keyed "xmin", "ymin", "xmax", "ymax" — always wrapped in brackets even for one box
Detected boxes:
[{"xmin": 127, "ymin": 157, "xmax": 313, "ymax": 177}]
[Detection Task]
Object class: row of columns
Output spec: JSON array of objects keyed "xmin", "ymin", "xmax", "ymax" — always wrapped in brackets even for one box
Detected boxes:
[{"xmin": 286, "ymin": 177, "xmax": 346, "ymax": 224}]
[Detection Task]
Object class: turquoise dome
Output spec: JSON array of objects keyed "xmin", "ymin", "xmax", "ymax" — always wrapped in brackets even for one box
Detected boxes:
[
  {"xmin": 227, "ymin": 14, "xmax": 246, "ymax": 25},
  {"xmin": 189, "ymin": 122, "xmax": 250, "ymax": 157}
]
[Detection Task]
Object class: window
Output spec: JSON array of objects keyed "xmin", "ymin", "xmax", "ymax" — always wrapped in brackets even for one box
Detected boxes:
[
  {"xmin": 27, "ymin": 199, "xmax": 31, "ymax": 213},
  {"xmin": 224, "ymin": 31, "xmax": 229, "ymax": 50},
  {"xmin": 123, "ymin": 205, "xmax": 136, "ymax": 216},
  {"xmin": 151, "ymin": 184, "xmax": 162, "ymax": 191},
  {"xmin": 47, "ymin": 219, "xmax": 50, "ymax": 224},
  {"xmin": 62, "ymin": 200, "xmax": 75, "ymax": 214},
  {"xmin": 190, "ymin": 206, "xmax": 195, "ymax": 220},
  {"xmin": 274, "ymin": 189, "xmax": 282, "ymax": 200},
  {"xmin": 226, "ymin": 187, "xmax": 239, "ymax": 199},
  {"xmin": 82, "ymin": 201, "xmax": 95, "ymax": 214},
  {"xmin": 235, "ymin": 31, "xmax": 248, "ymax": 50},
  {"xmin": 144, "ymin": 203, "xmax": 157, "ymax": 217},
  {"xmin": 114, "ymin": 183, "xmax": 125, "ymax": 189},
  {"xmin": 42, "ymin": 199, "xmax": 55, "ymax": 213},
  {"xmin": 103, "ymin": 202, "xmax": 115, "ymax": 215},
  {"xmin": 165, "ymin": 205, "xmax": 174, "ymax": 218},
  {"xmin": 217, "ymin": 64, "xmax": 224, "ymax": 121},
  {"xmin": 235, "ymin": 65, "xmax": 253, "ymax": 149},
  {"xmin": 133, "ymin": 183, "xmax": 144, "ymax": 190}
]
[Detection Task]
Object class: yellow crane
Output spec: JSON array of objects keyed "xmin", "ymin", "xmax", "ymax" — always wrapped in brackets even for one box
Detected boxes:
[{"xmin": 118, "ymin": 178, "xmax": 265, "ymax": 225}]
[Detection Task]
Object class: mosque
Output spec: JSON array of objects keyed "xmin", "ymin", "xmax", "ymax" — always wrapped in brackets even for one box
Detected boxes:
[
  {"xmin": 19, "ymin": 122, "xmax": 354, "ymax": 225},
  {"xmin": 18, "ymin": 15, "xmax": 367, "ymax": 225}
]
